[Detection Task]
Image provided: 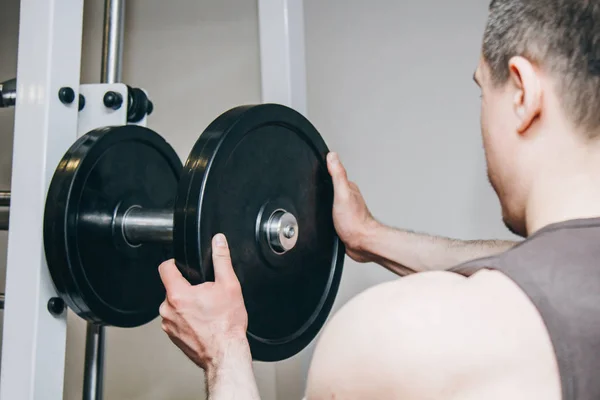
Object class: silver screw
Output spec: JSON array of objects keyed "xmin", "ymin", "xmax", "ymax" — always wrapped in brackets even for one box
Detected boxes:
[{"xmin": 283, "ymin": 225, "xmax": 296, "ymax": 239}]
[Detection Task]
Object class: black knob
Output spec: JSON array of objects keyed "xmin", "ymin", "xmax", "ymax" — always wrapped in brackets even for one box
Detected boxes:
[
  {"xmin": 47, "ymin": 297, "xmax": 65, "ymax": 316},
  {"xmin": 127, "ymin": 86, "xmax": 153, "ymax": 123},
  {"xmin": 147, "ymin": 100, "xmax": 154, "ymax": 116},
  {"xmin": 58, "ymin": 87, "xmax": 75, "ymax": 105},
  {"xmin": 78, "ymin": 94, "xmax": 86, "ymax": 111},
  {"xmin": 103, "ymin": 91, "xmax": 123, "ymax": 110}
]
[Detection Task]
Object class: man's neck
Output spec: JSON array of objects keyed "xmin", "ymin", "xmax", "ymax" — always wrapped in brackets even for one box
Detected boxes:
[{"xmin": 526, "ymin": 165, "xmax": 600, "ymax": 235}]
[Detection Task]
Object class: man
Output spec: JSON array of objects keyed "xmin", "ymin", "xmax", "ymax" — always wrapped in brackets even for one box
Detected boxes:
[{"xmin": 157, "ymin": 0, "xmax": 600, "ymax": 399}]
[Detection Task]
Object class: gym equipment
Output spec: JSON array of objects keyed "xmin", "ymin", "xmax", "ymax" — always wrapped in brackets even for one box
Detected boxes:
[
  {"xmin": 0, "ymin": 78, "xmax": 16, "ymax": 108},
  {"xmin": 42, "ymin": 103, "xmax": 344, "ymax": 361},
  {"xmin": 174, "ymin": 104, "xmax": 344, "ymax": 361},
  {"xmin": 84, "ymin": 1, "xmax": 127, "ymax": 394},
  {"xmin": 0, "ymin": 209, "xmax": 7, "ymax": 231},
  {"xmin": 0, "ymin": 191, "xmax": 9, "ymax": 206},
  {"xmin": 0, "ymin": 191, "xmax": 8, "ymax": 230},
  {"xmin": 4, "ymin": 1, "xmax": 310, "ymax": 396},
  {"xmin": 43, "ymin": 125, "xmax": 181, "ymax": 328}
]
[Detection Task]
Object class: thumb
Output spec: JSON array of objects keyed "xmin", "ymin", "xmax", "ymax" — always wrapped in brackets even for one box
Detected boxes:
[
  {"xmin": 158, "ymin": 259, "xmax": 190, "ymax": 297},
  {"xmin": 212, "ymin": 234, "xmax": 239, "ymax": 284},
  {"xmin": 327, "ymin": 152, "xmax": 351, "ymax": 200}
]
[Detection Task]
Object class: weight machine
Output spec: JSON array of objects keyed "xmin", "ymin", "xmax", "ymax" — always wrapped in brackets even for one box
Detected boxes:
[{"xmin": 0, "ymin": 1, "xmax": 325, "ymax": 399}]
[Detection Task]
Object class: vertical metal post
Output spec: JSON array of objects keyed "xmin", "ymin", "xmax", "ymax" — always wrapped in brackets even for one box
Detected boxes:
[
  {"xmin": 258, "ymin": 0, "xmax": 307, "ymax": 116},
  {"xmin": 82, "ymin": 1, "xmax": 125, "ymax": 400},
  {"xmin": 100, "ymin": 0, "xmax": 125, "ymax": 84},
  {"xmin": 257, "ymin": 1, "xmax": 308, "ymax": 399},
  {"xmin": 82, "ymin": 324, "xmax": 105, "ymax": 400},
  {"xmin": 0, "ymin": 0, "xmax": 84, "ymax": 399}
]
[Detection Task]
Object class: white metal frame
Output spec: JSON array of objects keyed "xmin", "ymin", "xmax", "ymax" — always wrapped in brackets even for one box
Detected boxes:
[
  {"xmin": 77, "ymin": 83, "xmax": 146, "ymax": 135},
  {"xmin": 259, "ymin": 0, "xmax": 307, "ymax": 116},
  {"xmin": 1, "ymin": 0, "xmax": 84, "ymax": 399},
  {"xmin": 0, "ymin": 0, "xmax": 308, "ymax": 398}
]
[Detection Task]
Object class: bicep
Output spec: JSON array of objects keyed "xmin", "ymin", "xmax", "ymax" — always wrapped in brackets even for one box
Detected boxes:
[{"xmin": 305, "ymin": 270, "xmax": 556, "ymax": 400}]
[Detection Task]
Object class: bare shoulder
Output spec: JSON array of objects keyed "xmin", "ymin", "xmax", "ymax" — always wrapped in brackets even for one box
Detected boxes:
[{"xmin": 305, "ymin": 270, "xmax": 561, "ymax": 400}]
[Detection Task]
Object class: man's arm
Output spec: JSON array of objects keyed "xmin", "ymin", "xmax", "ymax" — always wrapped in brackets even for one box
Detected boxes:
[
  {"xmin": 326, "ymin": 152, "xmax": 519, "ymax": 275},
  {"xmin": 356, "ymin": 221, "xmax": 517, "ymax": 276},
  {"xmin": 158, "ymin": 235, "xmax": 261, "ymax": 400},
  {"xmin": 205, "ymin": 341, "xmax": 260, "ymax": 400}
]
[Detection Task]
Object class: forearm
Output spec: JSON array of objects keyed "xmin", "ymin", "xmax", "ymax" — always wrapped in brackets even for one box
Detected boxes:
[
  {"xmin": 206, "ymin": 340, "xmax": 261, "ymax": 400},
  {"xmin": 360, "ymin": 221, "xmax": 519, "ymax": 276}
]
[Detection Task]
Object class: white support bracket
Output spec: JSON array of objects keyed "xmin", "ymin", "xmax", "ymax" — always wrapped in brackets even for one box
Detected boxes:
[
  {"xmin": 78, "ymin": 84, "xmax": 148, "ymax": 135},
  {"xmin": 0, "ymin": 0, "xmax": 84, "ymax": 399}
]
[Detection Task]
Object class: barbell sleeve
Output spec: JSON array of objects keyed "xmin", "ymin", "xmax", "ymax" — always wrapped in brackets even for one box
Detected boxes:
[
  {"xmin": 121, "ymin": 207, "xmax": 174, "ymax": 245},
  {"xmin": 0, "ymin": 200, "xmax": 174, "ymax": 239}
]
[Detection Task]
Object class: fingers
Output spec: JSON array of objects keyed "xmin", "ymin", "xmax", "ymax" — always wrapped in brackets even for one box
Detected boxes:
[
  {"xmin": 327, "ymin": 152, "xmax": 351, "ymax": 200},
  {"xmin": 159, "ymin": 300, "xmax": 177, "ymax": 333},
  {"xmin": 212, "ymin": 234, "xmax": 239, "ymax": 285},
  {"xmin": 158, "ymin": 259, "xmax": 190, "ymax": 298},
  {"xmin": 159, "ymin": 300, "xmax": 175, "ymax": 319}
]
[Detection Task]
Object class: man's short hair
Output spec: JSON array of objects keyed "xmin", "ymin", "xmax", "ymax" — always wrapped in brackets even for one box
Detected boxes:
[{"xmin": 482, "ymin": 0, "xmax": 600, "ymax": 134}]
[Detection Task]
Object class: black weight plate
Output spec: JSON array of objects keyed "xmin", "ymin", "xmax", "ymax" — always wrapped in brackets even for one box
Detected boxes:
[
  {"xmin": 174, "ymin": 104, "xmax": 345, "ymax": 361},
  {"xmin": 44, "ymin": 126, "xmax": 181, "ymax": 327}
]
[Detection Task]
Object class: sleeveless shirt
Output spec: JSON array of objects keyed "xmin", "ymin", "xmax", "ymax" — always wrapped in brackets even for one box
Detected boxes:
[{"xmin": 450, "ymin": 217, "xmax": 600, "ymax": 400}]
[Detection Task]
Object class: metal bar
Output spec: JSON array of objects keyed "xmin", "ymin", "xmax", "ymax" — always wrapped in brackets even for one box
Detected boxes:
[
  {"xmin": 83, "ymin": 1, "xmax": 126, "ymax": 399},
  {"xmin": 0, "ymin": 0, "xmax": 84, "ymax": 398},
  {"xmin": 0, "ymin": 208, "xmax": 8, "ymax": 230},
  {"xmin": 258, "ymin": 0, "xmax": 307, "ymax": 116},
  {"xmin": 0, "ymin": 293, "xmax": 4, "ymax": 310},
  {"xmin": 100, "ymin": 0, "xmax": 125, "ymax": 84},
  {"xmin": 83, "ymin": 324, "xmax": 105, "ymax": 400},
  {"xmin": 0, "ymin": 190, "xmax": 10, "ymax": 206},
  {"xmin": 122, "ymin": 208, "xmax": 173, "ymax": 244}
]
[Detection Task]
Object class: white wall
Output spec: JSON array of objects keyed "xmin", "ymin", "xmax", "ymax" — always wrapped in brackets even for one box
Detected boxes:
[{"xmin": 0, "ymin": 1, "xmax": 515, "ymax": 399}]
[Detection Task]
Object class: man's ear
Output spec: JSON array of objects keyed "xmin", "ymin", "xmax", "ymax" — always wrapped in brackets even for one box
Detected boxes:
[{"xmin": 508, "ymin": 56, "xmax": 542, "ymax": 134}]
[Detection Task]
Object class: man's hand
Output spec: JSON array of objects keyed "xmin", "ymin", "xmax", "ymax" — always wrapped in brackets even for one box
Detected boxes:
[
  {"xmin": 326, "ymin": 152, "xmax": 517, "ymax": 275},
  {"xmin": 158, "ymin": 234, "xmax": 261, "ymax": 399},
  {"xmin": 327, "ymin": 152, "xmax": 378, "ymax": 262}
]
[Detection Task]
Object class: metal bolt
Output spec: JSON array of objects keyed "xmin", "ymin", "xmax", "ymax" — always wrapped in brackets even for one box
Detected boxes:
[
  {"xmin": 283, "ymin": 225, "xmax": 295, "ymax": 239},
  {"xmin": 103, "ymin": 91, "xmax": 123, "ymax": 110},
  {"xmin": 78, "ymin": 94, "xmax": 86, "ymax": 111},
  {"xmin": 266, "ymin": 210, "xmax": 299, "ymax": 254},
  {"xmin": 58, "ymin": 87, "xmax": 75, "ymax": 104},
  {"xmin": 47, "ymin": 297, "xmax": 65, "ymax": 316}
]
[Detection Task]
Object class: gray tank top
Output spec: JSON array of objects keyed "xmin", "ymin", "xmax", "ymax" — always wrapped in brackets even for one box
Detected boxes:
[{"xmin": 450, "ymin": 217, "xmax": 600, "ymax": 400}]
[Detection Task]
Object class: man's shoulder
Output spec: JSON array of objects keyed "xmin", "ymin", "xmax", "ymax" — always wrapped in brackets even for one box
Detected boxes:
[
  {"xmin": 306, "ymin": 270, "xmax": 560, "ymax": 399},
  {"xmin": 352, "ymin": 269, "xmax": 526, "ymax": 311},
  {"xmin": 314, "ymin": 268, "xmax": 545, "ymax": 344},
  {"xmin": 377, "ymin": 269, "xmax": 551, "ymax": 344}
]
